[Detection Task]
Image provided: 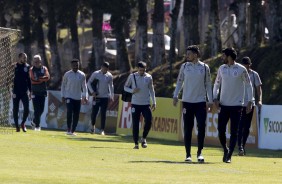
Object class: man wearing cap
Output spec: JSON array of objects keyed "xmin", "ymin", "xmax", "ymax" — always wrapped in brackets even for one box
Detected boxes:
[
  {"xmin": 61, "ymin": 59, "xmax": 88, "ymax": 136},
  {"xmin": 213, "ymin": 48, "xmax": 253, "ymax": 163},
  {"xmin": 87, "ymin": 62, "xmax": 114, "ymax": 135},
  {"xmin": 173, "ymin": 45, "xmax": 213, "ymax": 163},
  {"xmin": 29, "ymin": 54, "xmax": 50, "ymax": 131},
  {"xmin": 237, "ymin": 56, "xmax": 262, "ymax": 156},
  {"xmin": 124, "ymin": 61, "xmax": 156, "ymax": 149}
]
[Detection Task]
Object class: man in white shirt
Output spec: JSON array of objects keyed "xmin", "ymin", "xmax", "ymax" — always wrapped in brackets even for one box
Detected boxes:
[
  {"xmin": 237, "ymin": 57, "xmax": 262, "ymax": 156},
  {"xmin": 87, "ymin": 62, "xmax": 114, "ymax": 135},
  {"xmin": 173, "ymin": 45, "xmax": 213, "ymax": 163},
  {"xmin": 124, "ymin": 61, "xmax": 156, "ymax": 149},
  {"xmin": 61, "ymin": 59, "xmax": 88, "ymax": 136},
  {"xmin": 213, "ymin": 48, "xmax": 253, "ymax": 163}
]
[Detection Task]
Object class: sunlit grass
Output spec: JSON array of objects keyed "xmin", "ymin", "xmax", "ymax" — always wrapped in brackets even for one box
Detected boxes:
[{"xmin": 0, "ymin": 128, "xmax": 281, "ymax": 184}]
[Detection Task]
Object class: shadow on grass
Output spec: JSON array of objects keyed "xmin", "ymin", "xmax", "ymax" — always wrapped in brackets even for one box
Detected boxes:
[
  {"xmin": 44, "ymin": 129, "xmax": 282, "ymax": 159},
  {"xmin": 129, "ymin": 160, "xmax": 215, "ymax": 165},
  {"xmin": 90, "ymin": 146, "xmax": 128, "ymax": 149}
]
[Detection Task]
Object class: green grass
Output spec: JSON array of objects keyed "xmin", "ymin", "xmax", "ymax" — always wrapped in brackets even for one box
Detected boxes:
[{"xmin": 0, "ymin": 128, "xmax": 281, "ymax": 184}]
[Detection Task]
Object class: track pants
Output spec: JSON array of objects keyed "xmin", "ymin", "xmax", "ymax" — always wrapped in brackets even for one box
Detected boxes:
[
  {"xmin": 218, "ymin": 105, "xmax": 242, "ymax": 155},
  {"xmin": 91, "ymin": 98, "xmax": 109, "ymax": 130},
  {"xmin": 13, "ymin": 93, "xmax": 29, "ymax": 127},
  {"xmin": 182, "ymin": 102, "xmax": 207, "ymax": 157},
  {"xmin": 131, "ymin": 104, "xmax": 152, "ymax": 145},
  {"xmin": 66, "ymin": 98, "xmax": 81, "ymax": 133},
  {"xmin": 32, "ymin": 95, "xmax": 46, "ymax": 127}
]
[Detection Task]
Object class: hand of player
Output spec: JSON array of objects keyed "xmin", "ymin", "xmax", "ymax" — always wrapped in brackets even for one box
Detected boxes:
[
  {"xmin": 151, "ymin": 104, "xmax": 156, "ymax": 111},
  {"xmin": 173, "ymin": 97, "xmax": 178, "ymax": 107}
]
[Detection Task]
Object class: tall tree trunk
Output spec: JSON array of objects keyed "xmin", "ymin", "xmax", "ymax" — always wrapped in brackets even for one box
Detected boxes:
[
  {"xmin": 47, "ymin": 0, "xmax": 62, "ymax": 89},
  {"xmin": 249, "ymin": 0, "xmax": 263, "ymax": 47},
  {"xmin": 22, "ymin": 0, "xmax": 32, "ymax": 62},
  {"xmin": 69, "ymin": 0, "xmax": 80, "ymax": 61},
  {"xmin": 152, "ymin": 0, "xmax": 165, "ymax": 68},
  {"xmin": 204, "ymin": 0, "xmax": 221, "ymax": 58},
  {"xmin": 34, "ymin": 0, "xmax": 48, "ymax": 68},
  {"xmin": 268, "ymin": 0, "xmax": 282, "ymax": 44},
  {"xmin": 183, "ymin": 0, "xmax": 200, "ymax": 47},
  {"xmin": 169, "ymin": 0, "xmax": 181, "ymax": 83},
  {"xmin": 236, "ymin": 0, "xmax": 247, "ymax": 49},
  {"xmin": 0, "ymin": 0, "xmax": 7, "ymax": 27},
  {"xmin": 112, "ymin": 15, "xmax": 130, "ymax": 72},
  {"xmin": 135, "ymin": 0, "xmax": 148, "ymax": 66},
  {"xmin": 91, "ymin": 5, "xmax": 104, "ymax": 72}
]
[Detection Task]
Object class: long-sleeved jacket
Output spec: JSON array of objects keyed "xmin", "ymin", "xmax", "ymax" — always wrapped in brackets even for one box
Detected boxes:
[
  {"xmin": 61, "ymin": 70, "xmax": 87, "ymax": 100},
  {"xmin": 13, "ymin": 63, "xmax": 31, "ymax": 95},
  {"xmin": 124, "ymin": 72, "xmax": 156, "ymax": 105},
  {"xmin": 173, "ymin": 61, "xmax": 213, "ymax": 104},
  {"xmin": 87, "ymin": 70, "xmax": 114, "ymax": 99},
  {"xmin": 213, "ymin": 62, "xmax": 253, "ymax": 106}
]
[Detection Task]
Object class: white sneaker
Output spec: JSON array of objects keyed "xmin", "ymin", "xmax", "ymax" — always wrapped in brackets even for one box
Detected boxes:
[
  {"xmin": 100, "ymin": 130, "xmax": 105, "ymax": 135},
  {"xmin": 34, "ymin": 127, "xmax": 41, "ymax": 131},
  {"xmin": 66, "ymin": 131, "xmax": 72, "ymax": 135},
  {"xmin": 141, "ymin": 138, "xmax": 147, "ymax": 148},
  {"xmin": 185, "ymin": 156, "xmax": 192, "ymax": 162},
  {"xmin": 197, "ymin": 154, "xmax": 205, "ymax": 163},
  {"xmin": 71, "ymin": 132, "xmax": 77, "ymax": 136}
]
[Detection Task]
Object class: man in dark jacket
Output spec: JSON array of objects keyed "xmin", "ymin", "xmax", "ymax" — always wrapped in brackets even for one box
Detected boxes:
[{"xmin": 13, "ymin": 52, "xmax": 31, "ymax": 132}]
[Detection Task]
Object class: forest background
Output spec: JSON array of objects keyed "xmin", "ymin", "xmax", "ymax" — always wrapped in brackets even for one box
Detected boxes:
[{"xmin": 0, "ymin": 0, "xmax": 281, "ymax": 104}]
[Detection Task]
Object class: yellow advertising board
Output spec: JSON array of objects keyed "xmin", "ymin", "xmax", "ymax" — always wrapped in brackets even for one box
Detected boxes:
[
  {"xmin": 116, "ymin": 96, "xmax": 258, "ymax": 148},
  {"xmin": 116, "ymin": 97, "xmax": 181, "ymax": 141}
]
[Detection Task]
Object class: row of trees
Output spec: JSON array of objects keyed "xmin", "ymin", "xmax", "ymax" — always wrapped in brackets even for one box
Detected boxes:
[{"xmin": 0, "ymin": 0, "xmax": 281, "ymax": 88}]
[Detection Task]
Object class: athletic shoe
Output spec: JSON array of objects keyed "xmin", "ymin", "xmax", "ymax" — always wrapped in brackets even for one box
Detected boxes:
[
  {"xmin": 16, "ymin": 126, "xmax": 20, "ymax": 132},
  {"xmin": 133, "ymin": 145, "xmax": 139, "ymax": 149},
  {"xmin": 197, "ymin": 154, "xmax": 205, "ymax": 163},
  {"xmin": 223, "ymin": 149, "xmax": 229, "ymax": 162},
  {"xmin": 71, "ymin": 132, "xmax": 77, "ymax": 136},
  {"xmin": 100, "ymin": 130, "xmax": 105, "ymax": 135},
  {"xmin": 141, "ymin": 138, "xmax": 147, "ymax": 148},
  {"xmin": 185, "ymin": 156, "xmax": 192, "ymax": 162},
  {"xmin": 21, "ymin": 122, "xmax": 27, "ymax": 132},
  {"xmin": 238, "ymin": 149, "xmax": 245, "ymax": 156},
  {"xmin": 225, "ymin": 154, "xmax": 232, "ymax": 163},
  {"xmin": 34, "ymin": 127, "xmax": 41, "ymax": 131},
  {"xmin": 66, "ymin": 131, "xmax": 72, "ymax": 135}
]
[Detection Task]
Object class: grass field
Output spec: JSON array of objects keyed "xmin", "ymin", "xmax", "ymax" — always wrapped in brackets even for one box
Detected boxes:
[{"xmin": 0, "ymin": 128, "xmax": 281, "ymax": 184}]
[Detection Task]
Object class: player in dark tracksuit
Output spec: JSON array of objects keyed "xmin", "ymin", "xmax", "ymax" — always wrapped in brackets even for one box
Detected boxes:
[
  {"xmin": 29, "ymin": 55, "xmax": 50, "ymax": 131},
  {"xmin": 13, "ymin": 52, "xmax": 31, "ymax": 132}
]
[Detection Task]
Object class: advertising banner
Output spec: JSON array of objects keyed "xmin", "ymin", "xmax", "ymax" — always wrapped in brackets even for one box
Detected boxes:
[
  {"xmin": 117, "ymin": 97, "xmax": 181, "ymax": 141},
  {"xmin": 258, "ymin": 105, "xmax": 282, "ymax": 150},
  {"xmin": 10, "ymin": 91, "xmax": 119, "ymax": 133}
]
